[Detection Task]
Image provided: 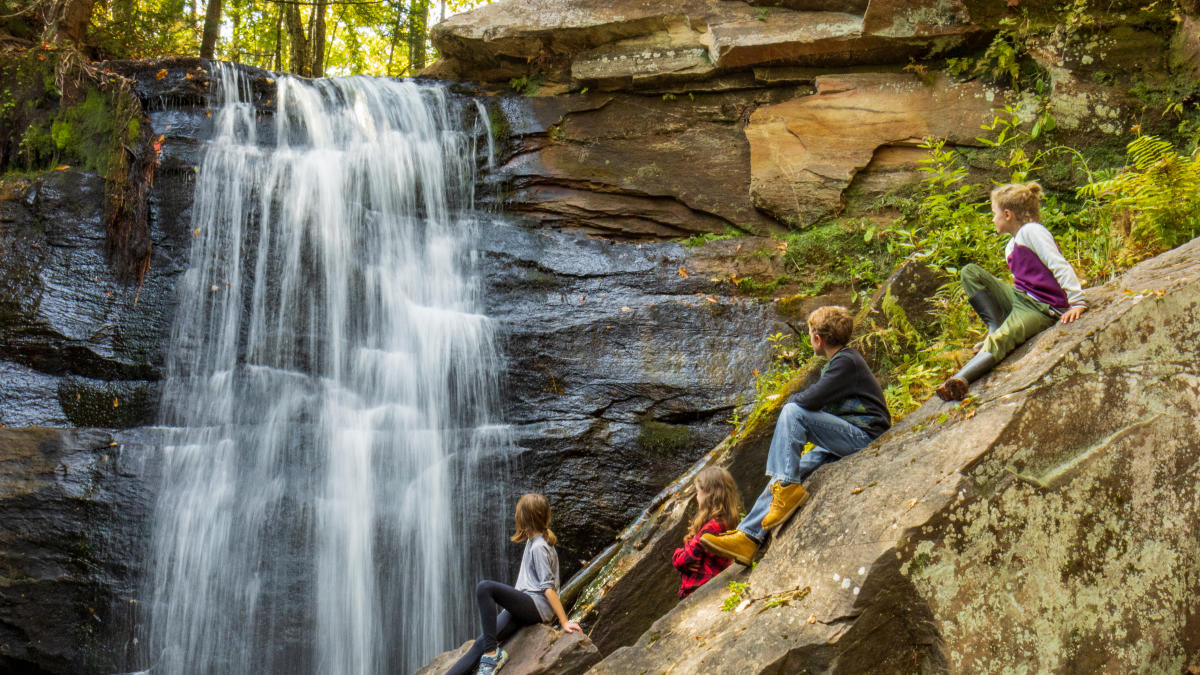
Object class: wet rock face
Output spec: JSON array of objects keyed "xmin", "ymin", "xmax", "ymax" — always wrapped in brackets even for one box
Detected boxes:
[
  {"xmin": 479, "ymin": 221, "xmax": 777, "ymax": 575},
  {"xmin": 581, "ymin": 237, "xmax": 1200, "ymax": 672},
  {"xmin": 0, "ymin": 427, "xmax": 159, "ymax": 675},
  {"xmin": 0, "ymin": 60, "xmax": 207, "ymax": 429}
]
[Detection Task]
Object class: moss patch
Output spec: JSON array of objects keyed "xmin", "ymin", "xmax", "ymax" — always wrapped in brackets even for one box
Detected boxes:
[{"xmin": 638, "ymin": 420, "xmax": 693, "ymax": 456}]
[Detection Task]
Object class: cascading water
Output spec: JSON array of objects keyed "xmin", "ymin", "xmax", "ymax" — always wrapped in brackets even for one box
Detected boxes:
[{"xmin": 147, "ymin": 64, "xmax": 509, "ymax": 674}]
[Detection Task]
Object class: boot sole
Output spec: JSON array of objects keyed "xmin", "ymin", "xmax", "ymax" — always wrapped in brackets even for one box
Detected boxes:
[
  {"xmin": 701, "ymin": 537, "xmax": 756, "ymax": 566},
  {"xmin": 761, "ymin": 490, "xmax": 809, "ymax": 531},
  {"xmin": 936, "ymin": 378, "xmax": 968, "ymax": 401}
]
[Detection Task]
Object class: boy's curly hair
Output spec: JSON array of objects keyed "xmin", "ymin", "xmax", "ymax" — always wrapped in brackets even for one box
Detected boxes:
[
  {"xmin": 991, "ymin": 182, "xmax": 1044, "ymax": 225},
  {"xmin": 807, "ymin": 306, "xmax": 854, "ymax": 347}
]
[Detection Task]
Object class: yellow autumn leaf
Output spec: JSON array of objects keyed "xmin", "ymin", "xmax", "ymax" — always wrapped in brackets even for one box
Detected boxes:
[
  {"xmin": 155, "ymin": 68, "xmax": 168, "ymax": 80},
  {"xmin": 677, "ymin": 267, "xmax": 689, "ymax": 278},
  {"xmin": 112, "ymin": 398, "xmax": 119, "ymax": 408},
  {"xmin": 55, "ymin": 165, "xmax": 70, "ymax": 171}
]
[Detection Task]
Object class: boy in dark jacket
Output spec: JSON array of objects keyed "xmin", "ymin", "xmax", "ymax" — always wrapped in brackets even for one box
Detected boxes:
[{"xmin": 701, "ymin": 306, "xmax": 891, "ymax": 565}]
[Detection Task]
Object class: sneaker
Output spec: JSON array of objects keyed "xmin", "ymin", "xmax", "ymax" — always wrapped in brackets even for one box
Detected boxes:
[
  {"xmin": 936, "ymin": 377, "xmax": 969, "ymax": 401},
  {"xmin": 700, "ymin": 529, "xmax": 758, "ymax": 566},
  {"xmin": 760, "ymin": 481, "xmax": 809, "ymax": 531},
  {"xmin": 477, "ymin": 648, "xmax": 508, "ymax": 675}
]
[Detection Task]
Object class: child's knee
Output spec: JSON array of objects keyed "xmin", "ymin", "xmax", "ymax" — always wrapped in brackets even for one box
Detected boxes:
[
  {"xmin": 781, "ymin": 401, "xmax": 807, "ymax": 423},
  {"xmin": 960, "ymin": 263, "xmax": 985, "ymax": 283}
]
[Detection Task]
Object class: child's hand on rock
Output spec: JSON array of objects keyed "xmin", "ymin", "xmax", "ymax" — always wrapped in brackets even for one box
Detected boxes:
[
  {"xmin": 562, "ymin": 620, "xmax": 582, "ymax": 633},
  {"xmin": 1060, "ymin": 306, "xmax": 1085, "ymax": 324}
]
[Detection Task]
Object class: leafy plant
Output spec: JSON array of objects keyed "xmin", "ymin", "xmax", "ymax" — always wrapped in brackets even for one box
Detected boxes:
[
  {"xmin": 721, "ymin": 581, "xmax": 750, "ymax": 612},
  {"xmin": 1078, "ymin": 134, "xmax": 1200, "ymax": 253}
]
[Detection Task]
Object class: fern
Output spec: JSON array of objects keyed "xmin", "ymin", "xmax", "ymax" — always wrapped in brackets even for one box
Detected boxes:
[{"xmin": 1079, "ymin": 135, "xmax": 1200, "ymax": 251}]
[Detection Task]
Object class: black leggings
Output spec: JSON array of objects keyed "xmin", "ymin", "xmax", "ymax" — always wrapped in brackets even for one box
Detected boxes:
[{"xmin": 445, "ymin": 580, "xmax": 542, "ymax": 675}]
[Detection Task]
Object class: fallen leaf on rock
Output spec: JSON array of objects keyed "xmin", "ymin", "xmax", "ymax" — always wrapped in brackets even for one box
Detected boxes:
[
  {"xmin": 807, "ymin": 613, "xmax": 816, "ymax": 624},
  {"xmin": 677, "ymin": 267, "xmax": 689, "ymax": 278},
  {"xmin": 156, "ymin": 68, "xmax": 167, "ymax": 80},
  {"xmin": 704, "ymin": 296, "xmax": 718, "ymax": 303},
  {"xmin": 620, "ymin": 307, "xmax": 630, "ymax": 312},
  {"xmin": 55, "ymin": 165, "xmax": 70, "ymax": 171}
]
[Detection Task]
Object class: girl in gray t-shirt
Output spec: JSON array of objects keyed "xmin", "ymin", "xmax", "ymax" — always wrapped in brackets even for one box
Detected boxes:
[{"xmin": 446, "ymin": 493, "xmax": 581, "ymax": 675}]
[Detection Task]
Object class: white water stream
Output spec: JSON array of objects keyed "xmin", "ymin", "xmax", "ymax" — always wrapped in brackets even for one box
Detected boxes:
[{"xmin": 148, "ymin": 65, "xmax": 509, "ymax": 674}]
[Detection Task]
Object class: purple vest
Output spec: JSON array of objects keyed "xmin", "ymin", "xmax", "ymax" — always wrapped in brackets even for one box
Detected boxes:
[{"xmin": 1007, "ymin": 244, "xmax": 1069, "ymax": 311}]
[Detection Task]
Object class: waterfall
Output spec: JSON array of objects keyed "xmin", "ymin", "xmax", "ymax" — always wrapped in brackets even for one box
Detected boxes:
[{"xmin": 147, "ymin": 64, "xmax": 509, "ymax": 674}]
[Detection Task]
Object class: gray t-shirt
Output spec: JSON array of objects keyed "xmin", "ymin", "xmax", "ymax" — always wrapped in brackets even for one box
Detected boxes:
[{"xmin": 514, "ymin": 534, "xmax": 560, "ymax": 622}]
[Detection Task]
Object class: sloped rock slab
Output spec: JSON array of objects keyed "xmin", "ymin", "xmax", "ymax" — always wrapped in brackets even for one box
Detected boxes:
[
  {"xmin": 417, "ymin": 624, "xmax": 601, "ymax": 675},
  {"xmin": 587, "ymin": 236, "xmax": 1200, "ymax": 672}
]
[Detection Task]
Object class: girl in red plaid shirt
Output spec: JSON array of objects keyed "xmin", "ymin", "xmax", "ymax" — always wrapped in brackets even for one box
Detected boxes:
[{"xmin": 672, "ymin": 467, "xmax": 742, "ymax": 598}]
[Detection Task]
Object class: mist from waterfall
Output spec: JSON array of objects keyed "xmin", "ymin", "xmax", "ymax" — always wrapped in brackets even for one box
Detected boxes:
[{"xmin": 147, "ymin": 64, "xmax": 510, "ymax": 674}]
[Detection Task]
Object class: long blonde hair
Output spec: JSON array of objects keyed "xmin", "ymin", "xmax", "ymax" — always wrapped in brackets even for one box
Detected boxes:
[
  {"xmin": 685, "ymin": 467, "xmax": 741, "ymax": 541},
  {"xmin": 511, "ymin": 493, "xmax": 557, "ymax": 546},
  {"xmin": 991, "ymin": 181, "xmax": 1044, "ymax": 225}
]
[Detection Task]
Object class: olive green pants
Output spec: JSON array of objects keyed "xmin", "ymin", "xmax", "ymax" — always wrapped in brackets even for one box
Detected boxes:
[{"xmin": 960, "ymin": 263, "xmax": 1057, "ymax": 361}]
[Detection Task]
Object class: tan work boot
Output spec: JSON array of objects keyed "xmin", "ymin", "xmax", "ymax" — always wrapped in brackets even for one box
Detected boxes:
[
  {"xmin": 700, "ymin": 529, "xmax": 758, "ymax": 566},
  {"xmin": 761, "ymin": 481, "xmax": 809, "ymax": 531}
]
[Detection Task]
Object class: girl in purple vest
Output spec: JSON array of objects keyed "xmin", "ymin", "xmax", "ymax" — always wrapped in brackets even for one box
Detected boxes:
[{"xmin": 937, "ymin": 182, "xmax": 1087, "ymax": 401}]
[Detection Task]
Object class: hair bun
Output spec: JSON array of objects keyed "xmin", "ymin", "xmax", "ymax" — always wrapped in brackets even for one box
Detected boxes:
[{"xmin": 1025, "ymin": 182, "xmax": 1043, "ymax": 198}]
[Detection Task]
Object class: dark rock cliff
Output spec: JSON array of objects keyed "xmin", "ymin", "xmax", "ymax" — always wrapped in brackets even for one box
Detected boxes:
[{"xmin": 0, "ymin": 59, "xmax": 782, "ymax": 672}]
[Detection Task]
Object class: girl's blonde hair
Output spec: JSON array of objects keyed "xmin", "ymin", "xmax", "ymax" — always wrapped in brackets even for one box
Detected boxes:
[
  {"xmin": 990, "ymin": 181, "xmax": 1044, "ymax": 225},
  {"xmin": 685, "ymin": 467, "xmax": 742, "ymax": 542},
  {"xmin": 512, "ymin": 493, "xmax": 556, "ymax": 546}
]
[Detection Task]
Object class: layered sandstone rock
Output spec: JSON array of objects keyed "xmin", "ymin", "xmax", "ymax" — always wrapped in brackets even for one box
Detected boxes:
[
  {"xmin": 745, "ymin": 72, "xmax": 1001, "ymax": 226},
  {"xmin": 576, "ymin": 236, "xmax": 1200, "ymax": 671},
  {"xmin": 429, "ymin": 0, "xmax": 983, "ymax": 87}
]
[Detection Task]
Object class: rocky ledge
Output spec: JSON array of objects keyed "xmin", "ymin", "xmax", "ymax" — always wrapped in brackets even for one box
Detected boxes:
[{"xmin": 567, "ymin": 235, "xmax": 1200, "ymax": 672}]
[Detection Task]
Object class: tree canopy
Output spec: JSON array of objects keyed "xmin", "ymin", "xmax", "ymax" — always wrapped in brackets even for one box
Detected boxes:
[{"xmin": 0, "ymin": 0, "xmax": 485, "ymax": 76}]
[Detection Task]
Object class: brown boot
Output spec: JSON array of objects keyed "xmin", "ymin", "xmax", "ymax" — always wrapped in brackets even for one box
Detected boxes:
[
  {"xmin": 761, "ymin": 481, "xmax": 809, "ymax": 531},
  {"xmin": 936, "ymin": 377, "xmax": 969, "ymax": 401},
  {"xmin": 700, "ymin": 529, "xmax": 758, "ymax": 566}
]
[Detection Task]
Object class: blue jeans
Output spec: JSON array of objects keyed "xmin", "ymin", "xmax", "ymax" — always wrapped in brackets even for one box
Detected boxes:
[{"xmin": 738, "ymin": 402, "xmax": 871, "ymax": 542}]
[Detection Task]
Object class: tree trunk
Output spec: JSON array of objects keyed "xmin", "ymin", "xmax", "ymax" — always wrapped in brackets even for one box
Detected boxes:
[
  {"xmin": 200, "ymin": 0, "xmax": 223, "ymax": 59},
  {"xmin": 273, "ymin": 6, "xmax": 283, "ymax": 71},
  {"xmin": 406, "ymin": 0, "xmax": 427, "ymax": 72},
  {"xmin": 311, "ymin": 0, "xmax": 327, "ymax": 77},
  {"xmin": 284, "ymin": 2, "xmax": 310, "ymax": 76},
  {"xmin": 49, "ymin": 0, "xmax": 96, "ymax": 46}
]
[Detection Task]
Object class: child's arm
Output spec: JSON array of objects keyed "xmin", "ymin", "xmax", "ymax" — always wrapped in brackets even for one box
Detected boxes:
[
  {"xmin": 542, "ymin": 588, "xmax": 581, "ymax": 633},
  {"xmin": 672, "ymin": 534, "xmax": 705, "ymax": 573}
]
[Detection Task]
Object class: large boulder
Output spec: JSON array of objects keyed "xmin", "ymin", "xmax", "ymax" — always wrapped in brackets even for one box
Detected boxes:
[
  {"xmin": 579, "ymin": 236, "xmax": 1200, "ymax": 672},
  {"xmin": 745, "ymin": 73, "xmax": 1001, "ymax": 227},
  {"xmin": 417, "ymin": 624, "xmax": 601, "ymax": 675}
]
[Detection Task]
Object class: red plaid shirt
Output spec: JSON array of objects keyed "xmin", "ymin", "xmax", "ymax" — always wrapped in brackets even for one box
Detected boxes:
[{"xmin": 672, "ymin": 518, "xmax": 733, "ymax": 598}]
